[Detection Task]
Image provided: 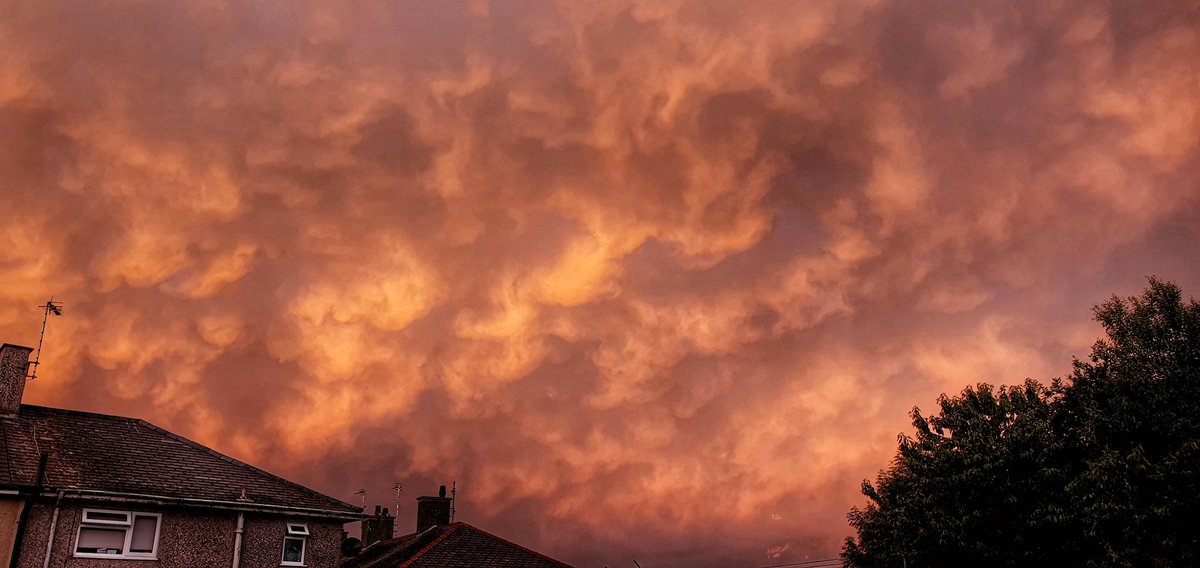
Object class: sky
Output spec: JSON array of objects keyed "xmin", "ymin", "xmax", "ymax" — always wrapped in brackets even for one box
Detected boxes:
[{"xmin": 1, "ymin": 1, "xmax": 1199, "ymax": 566}]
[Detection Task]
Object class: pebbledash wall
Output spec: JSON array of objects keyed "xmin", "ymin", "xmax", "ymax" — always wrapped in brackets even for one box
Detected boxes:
[{"xmin": 14, "ymin": 502, "xmax": 344, "ymax": 568}]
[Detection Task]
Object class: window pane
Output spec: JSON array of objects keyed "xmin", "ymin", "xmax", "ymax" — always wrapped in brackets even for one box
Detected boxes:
[
  {"xmin": 129, "ymin": 516, "xmax": 158, "ymax": 553},
  {"xmin": 283, "ymin": 537, "xmax": 304, "ymax": 562},
  {"xmin": 77, "ymin": 527, "xmax": 126, "ymax": 554},
  {"xmin": 83, "ymin": 511, "xmax": 130, "ymax": 524}
]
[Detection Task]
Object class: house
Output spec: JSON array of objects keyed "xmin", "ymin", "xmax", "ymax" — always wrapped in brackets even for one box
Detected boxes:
[
  {"xmin": 0, "ymin": 343, "xmax": 362, "ymax": 568},
  {"xmin": 340, "ymin": 487, "xmax": 575, "ymax": 568}
]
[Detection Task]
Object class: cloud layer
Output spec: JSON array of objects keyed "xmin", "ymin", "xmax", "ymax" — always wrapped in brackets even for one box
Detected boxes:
[{"xmin": 2, "ymin": 1, "xmax": 1199, "ymax": 565}]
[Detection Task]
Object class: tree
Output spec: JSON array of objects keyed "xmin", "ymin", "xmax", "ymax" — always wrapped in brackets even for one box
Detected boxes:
[
  {"xmin": 842, "ymin": 380, "xmax": 1071, "ymax": 567},
  {"xmin": 1055, "ymin": 278, "xmax": 1200, "ymax": 564},
  {"xmin": 843, "ymin": 279, "xmax": 1200, "ymax": 566}
]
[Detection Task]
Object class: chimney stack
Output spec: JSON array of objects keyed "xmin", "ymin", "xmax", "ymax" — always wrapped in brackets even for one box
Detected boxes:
[
  {"xmin": 415, "ymin": 485, "xmax": 452, "ymax": 533},
  {"xmin": 0, "ymin": 344, "xmax": 33, "ymax": 415},
  {"xmin": 361, "ymin": 505, "xmax": 394, "ymax": 547}
]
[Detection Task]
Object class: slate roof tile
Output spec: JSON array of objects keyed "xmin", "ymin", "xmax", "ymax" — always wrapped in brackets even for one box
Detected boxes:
[
  {"xmin": 0, "ymin": 404, "xmax": 358, "ymax": 516},
  {"xmin": 339, "ymin": 523, "xmax": 575, "ymax": 568}
]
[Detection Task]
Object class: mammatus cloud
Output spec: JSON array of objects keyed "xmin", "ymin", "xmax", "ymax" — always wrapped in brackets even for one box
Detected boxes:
[{"xmin": 2, "ymin": 1, "xmax": 1199, "ymax": 565}]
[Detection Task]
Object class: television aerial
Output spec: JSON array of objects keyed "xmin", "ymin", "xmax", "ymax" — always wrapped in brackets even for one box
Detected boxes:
[{"xmin": 28, "ymin": 298, "xmax": 63, "ymax": 381}]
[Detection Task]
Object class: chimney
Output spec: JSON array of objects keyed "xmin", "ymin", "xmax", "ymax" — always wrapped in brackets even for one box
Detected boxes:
[
  {"xmin": 0, "ymin": 344, "xmax": 33, "ymax": 415},
  {"xmin": 361, "ymin": 505, "xmax": 394, "ymax": 547},
  {"xmin": 415, "ymin": 485, "xmax": 452, "ymax": 533}
]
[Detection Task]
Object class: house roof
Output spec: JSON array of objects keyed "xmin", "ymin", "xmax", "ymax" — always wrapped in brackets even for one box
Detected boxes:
[
  {"xmin": 339, "ymin": 522, "xmax": 575, "ymax": 568},
  {"xmin": 0, "ymin": 404, "xmax": 359, "ymax": 518}
]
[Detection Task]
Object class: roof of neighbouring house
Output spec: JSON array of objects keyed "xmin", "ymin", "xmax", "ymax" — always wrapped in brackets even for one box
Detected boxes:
[
  {"xmin": 0, "ymin": 404, "xmax": 359, "ymax": 518},
  {"xmin": 339, "ymin": 522, "xmax": 575, "ymax": 568}
]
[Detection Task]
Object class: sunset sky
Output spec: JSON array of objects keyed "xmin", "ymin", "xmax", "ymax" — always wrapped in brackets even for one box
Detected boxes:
[{"xmin": 2, "ymin": 1, "xmax": 1199, "ymax": 566}]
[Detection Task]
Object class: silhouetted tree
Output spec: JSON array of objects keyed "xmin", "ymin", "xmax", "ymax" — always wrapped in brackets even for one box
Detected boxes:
[
  {"xmin": 843, "ymin": 279, "xmax": 1200, "ymax": 567},
  {"xmin": 1055, "ymin": 278, "xmax": 1200, "ymax": 564}
]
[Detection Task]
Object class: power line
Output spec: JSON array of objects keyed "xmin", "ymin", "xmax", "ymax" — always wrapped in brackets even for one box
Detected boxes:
[
  {"xmin": 756, "ymin": 558, "xmax": 842, "ymax": 568},
  {"xmin": 758, "ymin": 563, "xmax": 840, "ymax": 568},
  {"xmin": 620, "ymin": 552, "xmax": 843, "ymax": 568},
  {"xmin": 619, "ymin": 555, "xmax": 841, "ymax": 568}
]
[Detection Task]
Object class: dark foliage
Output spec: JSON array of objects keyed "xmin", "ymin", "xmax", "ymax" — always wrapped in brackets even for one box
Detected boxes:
[{"xmin": 843, "ymin": 279, "xmax": 1200, "ymax": 567}]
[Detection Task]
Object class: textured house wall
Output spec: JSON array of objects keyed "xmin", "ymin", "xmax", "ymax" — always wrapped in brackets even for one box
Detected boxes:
[
  {"xmin": 240, "ymin": 515, "xmax": 344, "ymax": 568},
  {"xmin": 0, "ymin": 498, "xmax": 24, "ymax": 565},
  {"xmin": 13, "ymin": 501, "xmax": 59, "ymax": 568},
  {"xmin": 15, "ymin": 502, "xmax": 345, "ymax": 568},
  {"xmin": 17, "ymin": 503, "xmax": 236, "ymax": 568},
  {"xmin": 0, "ymin": 344, "xmax": 32, "ymax": 414}
]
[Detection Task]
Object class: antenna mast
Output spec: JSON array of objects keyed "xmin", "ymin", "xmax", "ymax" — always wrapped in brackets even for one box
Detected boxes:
[
  {"xmin": 392, "ymin": 483, "xmax": 403, "ymax": 536},
  {"xmin": 354, "ymin": 489, "xmax": 366, "ymax": 511},
  {"xmin": 449, "ymin": 481, "xmax": 457, "ymax": 522},
  {"xmin": 29, "ymin": 298, "xmax": 63, "ymax": 381}
]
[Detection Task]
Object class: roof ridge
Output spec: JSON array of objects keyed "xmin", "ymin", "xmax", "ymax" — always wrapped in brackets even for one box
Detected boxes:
[
  {"xmin": 398, "ymin": 524, "xmax": 461, "ymax": 568},
  {"xmin": 354, "ymin": 526, "xmax": 442, "ymax": 568},
  {"xmin": 132, "ymin": 419, "xmax": 359, "ymax": 513},
  {"xmin": 19, "ymin": 404, "xmax": 140, "ymax": 423},
  {"xmin": 455, "ymin": 522, "xmax": 575, "ymax": 568},
  {"xmin": 18, "ymin": 403, "xmax": 355, "ymax": 513}
]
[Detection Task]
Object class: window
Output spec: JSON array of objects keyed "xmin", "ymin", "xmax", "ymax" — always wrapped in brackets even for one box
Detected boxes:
[
  {"xmin": 281, "ymin": 523, "xmax": 309, "ymax": 566},
  {"xmin": 74, "ymin": 509, "xmax": 161, "ymax": 559}
]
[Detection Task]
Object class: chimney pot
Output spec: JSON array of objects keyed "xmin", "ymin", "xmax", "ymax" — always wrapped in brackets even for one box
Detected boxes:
[
  {"xmin": 0, "ymin": 344, "xmax": 33, "ymax": 415},
  {"xmin": 361, "ymin": 504, "xmax": 395, "ymax": 548},
  {"xmin": 439, "ymin": 485, "xmax": 446, "ymax": 497}
]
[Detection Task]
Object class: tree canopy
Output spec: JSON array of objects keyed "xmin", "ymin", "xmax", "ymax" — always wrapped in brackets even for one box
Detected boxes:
[{"xmin": 843, "ymin": 279, "xmax": 1200, "ymax": 567}]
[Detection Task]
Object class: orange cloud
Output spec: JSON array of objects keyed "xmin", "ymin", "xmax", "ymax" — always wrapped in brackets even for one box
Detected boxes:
[{"xmin": 2, "ymin": 1, "xmax": 1199, "ymax": 566}]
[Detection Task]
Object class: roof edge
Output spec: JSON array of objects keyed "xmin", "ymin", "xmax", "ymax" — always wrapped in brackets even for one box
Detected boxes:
[
  {"xmin": 133, "ymin": 419, "xmax": 360, "ymax": 513},
  {"xmin": 16, "ymin": 404, "xmax": 359, "ymax": 515},
  {"xmin": 398, "ymin": 524, "xmax": 461, "ymax": 568},
  {"xmin": 18, "ymin": 404, "xmax": 139, "ymax": 423},
  {"xmin": 33, "ymin": 488, "xmax": 363, "ymax": 520},
  {"xmin": 454, "ymin": 522, "xmax": 576, "ymax": 568}
]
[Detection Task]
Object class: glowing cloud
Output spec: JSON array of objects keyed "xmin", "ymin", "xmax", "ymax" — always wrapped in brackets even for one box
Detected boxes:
[{"xmin": 1, "ymin": 1, "xmax": 1199, "ymax": 566}]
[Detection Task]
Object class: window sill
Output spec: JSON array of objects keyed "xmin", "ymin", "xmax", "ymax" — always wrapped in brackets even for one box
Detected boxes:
[{"xmin": 74, "ymin": 554, "xmax": 159, "ymax": 561}]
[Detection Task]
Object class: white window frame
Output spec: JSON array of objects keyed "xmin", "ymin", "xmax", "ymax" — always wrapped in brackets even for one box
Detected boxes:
[
  {"xmin": 281, "ymin": 523, "xmax": 308, "ymax": 566},
  {"xmin": 74, "ymin": 508, "xmax": 162, "ymax": 560}
]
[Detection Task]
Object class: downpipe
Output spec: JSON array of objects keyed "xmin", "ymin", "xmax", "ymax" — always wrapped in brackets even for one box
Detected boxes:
[
  {"xmin": 231, "ymin": 512, "xmax": 245, "ymax": 568},
  {"xmin": 41, "ymin": 491, "xmax": 63, "ymax": 568}
]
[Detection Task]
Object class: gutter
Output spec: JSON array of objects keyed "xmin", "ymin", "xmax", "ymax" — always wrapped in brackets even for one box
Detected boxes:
[{"xmin": 32, "ymin": 488, "xmax": 362, "ymax": 521}]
